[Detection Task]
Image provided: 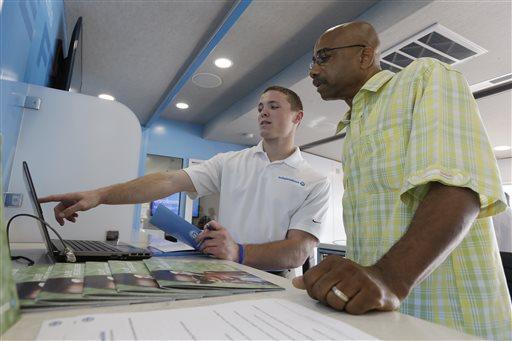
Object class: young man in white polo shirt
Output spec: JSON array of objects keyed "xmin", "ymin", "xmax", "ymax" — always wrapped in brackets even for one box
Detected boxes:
[{"xmin": 39, "ymin": 86, "xmax": 330, "ymax": 272}]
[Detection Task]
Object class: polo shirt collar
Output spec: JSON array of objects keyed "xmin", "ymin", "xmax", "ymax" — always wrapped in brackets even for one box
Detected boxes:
[
  {"xmin": 335, "ymin": 70, "xmax": 394, "ymax": 134},
  {"xmin": 360, "ymin": 69, "xmax": 394, "ymax": 93},
  {"xmin": 254, "ymin": 140, "xmax": 303, "ymax": 168}
]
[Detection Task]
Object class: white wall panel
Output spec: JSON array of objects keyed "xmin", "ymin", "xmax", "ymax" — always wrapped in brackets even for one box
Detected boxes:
[{"xmin": 6, "ymin": 85, "xmax": 141, "ymax": 243}]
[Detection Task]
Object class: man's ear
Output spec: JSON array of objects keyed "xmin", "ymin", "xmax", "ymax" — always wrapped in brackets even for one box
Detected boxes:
[
  {"xmin": 360, "ymin": 46, "xmax": 375, "ymax": 70},
  {"xmin": 293, "ymin": 111, "xmax": 304, "ymax": 125}
]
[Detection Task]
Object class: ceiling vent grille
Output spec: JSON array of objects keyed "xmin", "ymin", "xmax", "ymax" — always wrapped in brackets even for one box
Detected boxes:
[
  {"xmin": 380, "ymin": 23, "xmax": 487, "ymax": 73},
  {"xmin": 470, "ymin": 73, "xmax": 512, "ymax": 92}
]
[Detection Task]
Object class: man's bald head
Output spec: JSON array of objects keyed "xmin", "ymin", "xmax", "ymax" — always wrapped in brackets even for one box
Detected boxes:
[
  {"xmin": 310, "ymin": 21, "xmax": 382, "ymax": 104},
  {"xmin": 321, "ymin": 21, "xmax": 381, "ymax": 62}
]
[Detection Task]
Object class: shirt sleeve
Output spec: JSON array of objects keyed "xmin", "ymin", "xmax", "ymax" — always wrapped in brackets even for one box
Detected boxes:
[
  {"xmin": 289, "ymin": 177, "xmax": 331, "ymax": 240},
  {"xmin": 400, "ymin": 60, "xmax": 507, "ymax": 218},
  {"xmin": 182, "ymin": 153, "xmax": 226, "ymax": 199}
]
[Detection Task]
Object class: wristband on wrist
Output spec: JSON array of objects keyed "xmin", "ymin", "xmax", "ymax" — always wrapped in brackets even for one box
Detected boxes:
[{"xmin": 237, "ymin": 243, "xmax": 244, "ymax": 264}]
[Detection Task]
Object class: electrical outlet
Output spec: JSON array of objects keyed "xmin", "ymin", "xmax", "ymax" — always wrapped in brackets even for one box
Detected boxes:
[{"xmin": 4, "ymin": 193, "xmax": 23, "ymax": 207}]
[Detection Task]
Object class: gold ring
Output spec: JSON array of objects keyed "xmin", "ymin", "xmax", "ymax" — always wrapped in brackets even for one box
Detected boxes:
[{"xmin": 331, "ymin": 286, "xmax": 349, "ymax": 302}]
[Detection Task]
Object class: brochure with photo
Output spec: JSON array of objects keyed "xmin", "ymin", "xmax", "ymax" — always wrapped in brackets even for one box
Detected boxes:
[
  {"xmin": 36, "ymin": 263, "xmax": 89, "ymax": 302},
  {"xmin": 108, "ymin": 260, "xmax": 181, "ymax": 296},
  {"xmin": 83, "ymin": 262, "xmax": 133, "ymax": 299},
  {"xmin": 144, "ymin": 258, "xmax": 283, "ymax": 290},
  {"xmin": 150, "ymin": 205, "xmax": 202, "ymax": 249},
  {"xmin": 12, "ymin": 265, "xmax": 53, "ymax": 307}
]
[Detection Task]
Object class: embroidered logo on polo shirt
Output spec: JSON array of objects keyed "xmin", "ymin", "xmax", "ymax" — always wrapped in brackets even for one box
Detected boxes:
[{"xmin": 278, "ymin": 176, "xmax": 305, "ymax": 186}]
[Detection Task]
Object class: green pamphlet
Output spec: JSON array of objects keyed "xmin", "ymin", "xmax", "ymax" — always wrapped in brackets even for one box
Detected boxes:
[
  {"xmin": 12, "ymin": 264, "xmax": 53, "ymax": 307},
  {"xmin": 36, "ymin": 263, "xmax": 89, "ymax": 301},
  {"xmin": 144, "ymin": 258, "xmax": 283, "ymax": 290},
  {"xmin": 108, "ymin": 260, "xmax": 180, "ymax": 296},
  {"xmin": 0, "ymin": 183, "xmax": 20, "ymax": 334},
  {"xmin": 83, "ymin": 262, "xmax": 120, "ymax": 298}
]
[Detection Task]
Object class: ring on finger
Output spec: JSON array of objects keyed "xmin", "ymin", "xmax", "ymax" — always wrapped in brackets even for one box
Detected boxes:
[{"xmin": 331, "ymin": 286, "xmax": 349, "ymax": 302}]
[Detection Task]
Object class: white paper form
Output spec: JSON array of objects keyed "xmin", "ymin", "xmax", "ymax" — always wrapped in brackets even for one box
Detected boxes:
[
  {"xmin": 148, "ymin": 235, "xmax": 194, "ymax": 252},
  {"xmin": 37, "ymin": 298, "xmax": 377, "ymax": 340}
]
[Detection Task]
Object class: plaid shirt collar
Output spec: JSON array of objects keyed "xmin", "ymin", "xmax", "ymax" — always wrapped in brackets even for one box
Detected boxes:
[{"xmin": 335, "ymin": 70, "xmax": 394, "ymax": 134}]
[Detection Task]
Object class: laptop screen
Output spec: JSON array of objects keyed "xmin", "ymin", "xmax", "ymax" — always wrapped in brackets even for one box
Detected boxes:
[{"xmin": 22, "ymin": 161, "xmax": 57, "ymax": 256}]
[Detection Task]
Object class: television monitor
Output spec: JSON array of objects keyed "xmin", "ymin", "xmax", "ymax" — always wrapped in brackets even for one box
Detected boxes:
[
  {"xmin": 150, "ymin": 193, "xmax": 181, "ymax": 216},
  {"xmin": 51, "ymin": 17, "xmax": 82, "ymax": 91},
  {"xmin": 192, "ymin": 199, "xmax": 200, "ymax": 218}
]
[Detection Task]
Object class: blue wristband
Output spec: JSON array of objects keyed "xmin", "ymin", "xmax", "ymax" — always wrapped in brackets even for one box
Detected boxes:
[{"xmin": 237, "ymin": 243, "xmax": 244, "ymax": 264}]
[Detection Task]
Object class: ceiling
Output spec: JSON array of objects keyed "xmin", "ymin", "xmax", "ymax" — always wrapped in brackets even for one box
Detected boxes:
[{"xmin": 65, "ymin": 0, "xmax": 511, "ymax": 162}]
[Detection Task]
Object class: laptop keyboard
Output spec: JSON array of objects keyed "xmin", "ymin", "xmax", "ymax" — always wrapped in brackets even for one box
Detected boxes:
[{"xmin": 63, "ymin": 240, "xmax": 122, "ymax": 252}]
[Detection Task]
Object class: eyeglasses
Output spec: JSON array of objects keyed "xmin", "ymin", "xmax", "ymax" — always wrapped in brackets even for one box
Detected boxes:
[{"xmin": 309, "ymin": 44, "xmax": 366, "ymax": 70}]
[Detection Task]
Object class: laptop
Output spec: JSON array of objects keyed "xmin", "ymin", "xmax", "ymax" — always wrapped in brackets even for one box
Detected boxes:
[{"xmin": 23, "ymin": 161, "xmax": 152, "ymax": 262}]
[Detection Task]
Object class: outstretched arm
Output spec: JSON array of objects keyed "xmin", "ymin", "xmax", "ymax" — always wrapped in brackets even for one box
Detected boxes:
[{"xmin": 38, "ymin": 170, "xmax": 195, "ymax": 225}]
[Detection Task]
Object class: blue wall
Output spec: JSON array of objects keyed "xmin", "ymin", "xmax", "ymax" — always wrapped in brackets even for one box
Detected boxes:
[
  {"xmin": 131, "ymin": 118, "xmax": 248, "ymax": 234},
  {"xmin": 1, "ymin": 0, "xmax": 66, "ymax": 189},
  {"xmin": 146, "ymin": 118, "xmax": 248, "ymax": 161}
]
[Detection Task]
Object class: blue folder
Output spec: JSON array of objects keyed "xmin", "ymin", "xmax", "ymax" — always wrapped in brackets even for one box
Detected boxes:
[{"xmin": 150, "ymin": 204, "xmax": 202, "ymax": 250}]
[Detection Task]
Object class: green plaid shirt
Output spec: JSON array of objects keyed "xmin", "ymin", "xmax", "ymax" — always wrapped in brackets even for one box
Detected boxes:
[{"xmin": 337, "ymin": 58, "xmax": 511, "ymax": 339}]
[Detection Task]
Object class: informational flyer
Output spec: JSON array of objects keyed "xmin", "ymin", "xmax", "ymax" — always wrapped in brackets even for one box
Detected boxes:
[{"xmin": 37, "ymin": 299, "xmax": 377, "ymax": 340}]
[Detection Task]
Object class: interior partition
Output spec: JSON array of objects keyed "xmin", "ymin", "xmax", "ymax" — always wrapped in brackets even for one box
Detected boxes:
[{"xmin": 5, "ymin": 84, "xmax": 141, "ymax": 243}]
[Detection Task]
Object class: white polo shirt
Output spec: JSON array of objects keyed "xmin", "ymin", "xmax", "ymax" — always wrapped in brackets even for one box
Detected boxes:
[{"xmin": 183, "ymin": 141, "xmax": 330, "ymax": 244}]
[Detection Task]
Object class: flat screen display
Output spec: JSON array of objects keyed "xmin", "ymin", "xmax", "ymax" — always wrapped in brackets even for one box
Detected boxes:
[
  {"xmin": 150, "ymin": 193, "xmax": 180, "ymax": 216},
  {"xmin": 192, "ymin": 199, "xmax": 199, "ymax": 218}
]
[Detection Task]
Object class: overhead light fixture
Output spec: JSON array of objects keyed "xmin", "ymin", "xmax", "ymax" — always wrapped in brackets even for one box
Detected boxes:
[
  {"xmin": 242, "ymin": 133, "xmax": 254, "ymax": 139},
  {"xmin": 493, "ymin": 145, "xmax": 511, "ymax": 151},
  {"xmin": 154, "ymin": 126, "xmax": 165, "ymax": 133},
  {"xmin": 176, "ymin": 102, "xmax": 189, "ymax": 109},
  {"xmin": 214, "ymin": 58, "xmax": 233, "ymax": 69},
  {"xmin": 98, "ymin": 93, "xmax": 115, "ymax": 101}
]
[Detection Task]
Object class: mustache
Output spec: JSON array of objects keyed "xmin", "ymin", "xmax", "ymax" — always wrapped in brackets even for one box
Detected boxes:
[{"xmin": 312, "ymin": 77, "xmax": 327, "ymax": 87}]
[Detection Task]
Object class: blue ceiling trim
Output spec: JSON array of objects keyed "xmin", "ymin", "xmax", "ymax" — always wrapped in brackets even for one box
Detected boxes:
[{"xmin": 144, "ymin": 0, "xmax": 252, "ymax": 128}]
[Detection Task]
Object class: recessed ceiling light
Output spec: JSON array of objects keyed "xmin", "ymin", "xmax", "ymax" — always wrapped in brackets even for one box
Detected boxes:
[
  {"xmin": 176, "ymin": 102, "xmax": 189, "ymax": 109},
  {"xmin": 154, "ymin": 125, "xmax": 165, "ymax": 133},
  {"xmin": 98, "ymin": 93, "xmax": 115, "ymax": 101},
  {"xmin": 214, "ymin": 58, "xmax": 233, "ymax": 69},
  {"xmin": 493, "ymin": 145, "xmax": 511, "ymax": 151}
]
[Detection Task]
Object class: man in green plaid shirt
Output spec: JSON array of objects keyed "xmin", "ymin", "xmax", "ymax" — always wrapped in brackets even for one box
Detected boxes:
[{"xmin": 294, "ymin": 22, "xmax": 511, "ymax": 339}]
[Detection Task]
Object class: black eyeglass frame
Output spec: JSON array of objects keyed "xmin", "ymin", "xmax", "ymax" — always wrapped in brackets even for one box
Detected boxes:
[{"xmin": 309, "ymin": 44, "xmax": 366, "ymax": 69}]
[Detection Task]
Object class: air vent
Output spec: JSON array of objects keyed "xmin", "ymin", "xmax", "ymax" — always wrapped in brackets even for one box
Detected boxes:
[
  {"xmin": 192, "ymin": 73, "xmax": 222, "ymax": 88},
  {"xmin": 490, "ymin": 74, "xmax": 512, "ymax": 84},
  {"xmin": 470, "ymin": 73, "xmax": 512, "ymax": 92},
  {"xmin": 380, "ymin": 23, "xmax": 487, "ymax": 73}
]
